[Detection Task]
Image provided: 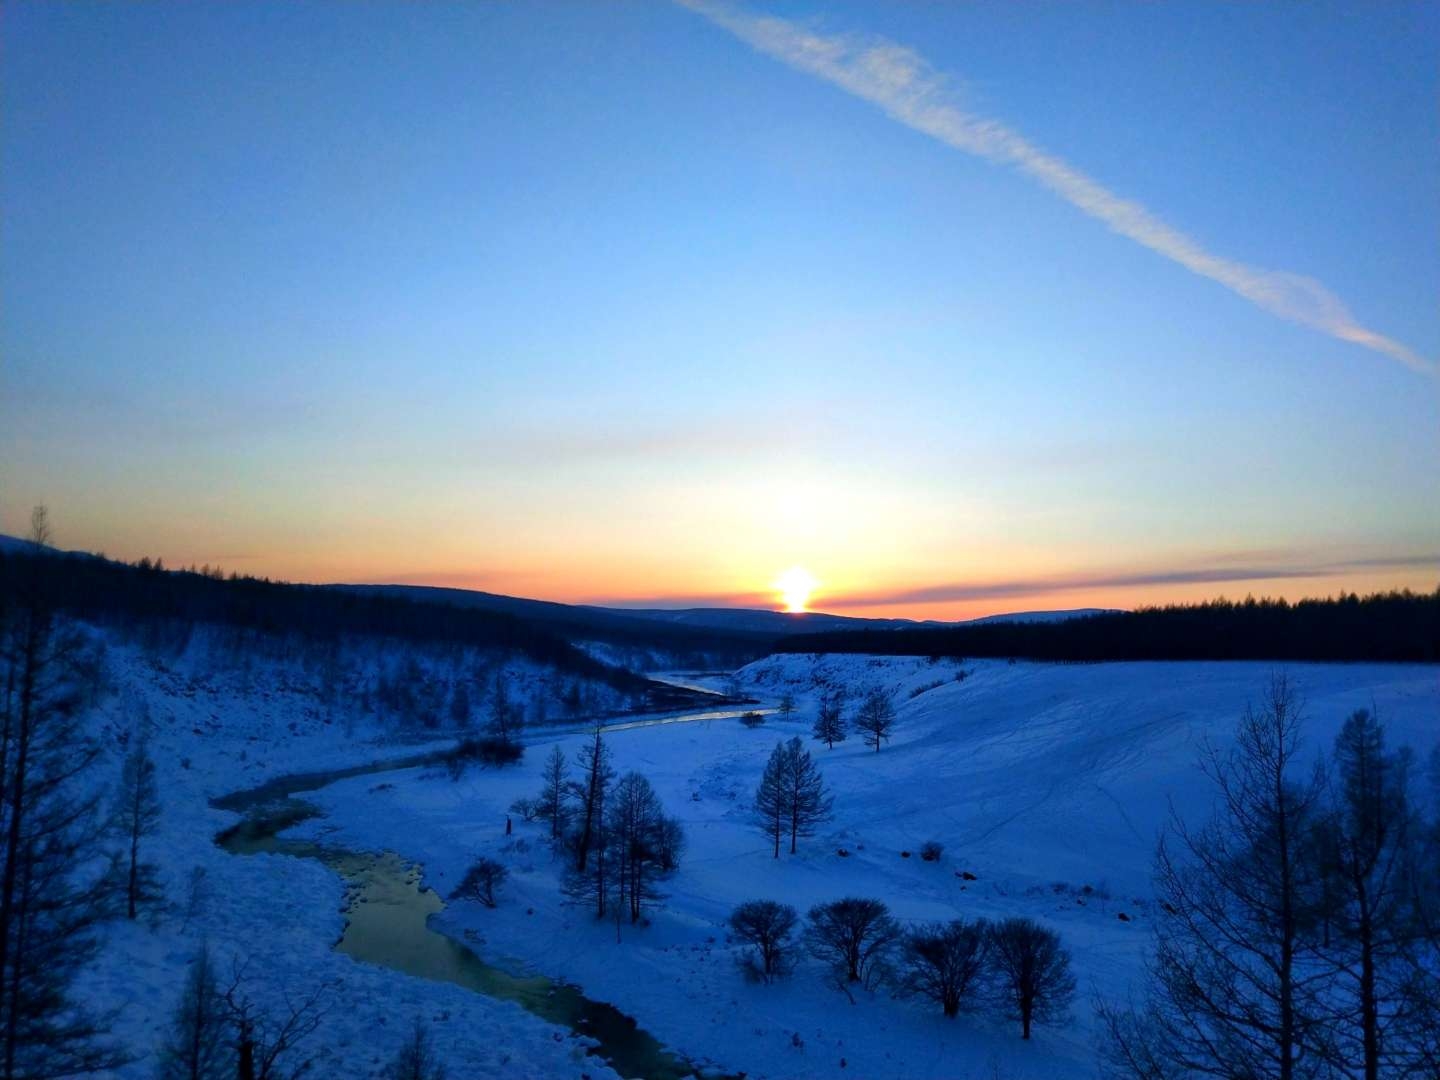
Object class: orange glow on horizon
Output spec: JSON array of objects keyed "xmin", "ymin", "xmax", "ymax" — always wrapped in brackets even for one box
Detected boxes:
[{"xmin": 774, "ymin": 566, "xmax": 819, "ymax": 613}]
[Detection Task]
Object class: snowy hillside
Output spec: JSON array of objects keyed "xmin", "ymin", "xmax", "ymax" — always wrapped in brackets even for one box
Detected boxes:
[
  {"xmin": 280, "ymin": 654, "xmax": 1439, "ymax": 1079},
  {"xmin": 73, "ymin": 631, "xmax": 632, "ymax": 1079}
]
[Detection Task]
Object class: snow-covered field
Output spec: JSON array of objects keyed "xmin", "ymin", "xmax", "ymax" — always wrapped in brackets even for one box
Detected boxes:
[{"xmin": 284, "ymin": 654, "xmax": 1440, "ymax": 1080}]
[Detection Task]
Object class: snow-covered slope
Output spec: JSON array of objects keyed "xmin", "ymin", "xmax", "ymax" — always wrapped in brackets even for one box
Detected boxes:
[
  {"xmin": 285, "ymin": 654, "xmax": 1439, "ymax": 1080},
  {"xmin": 74, "ymin": 631, "xmax": 626, "ymax": 1079}
]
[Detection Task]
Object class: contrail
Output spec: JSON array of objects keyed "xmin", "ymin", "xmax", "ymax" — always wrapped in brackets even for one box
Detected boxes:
[{"xmin": 678, "ymin": 1, "xmax": 1434, "ymax": 377}]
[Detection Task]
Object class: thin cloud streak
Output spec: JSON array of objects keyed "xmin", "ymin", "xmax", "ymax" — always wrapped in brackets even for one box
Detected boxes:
[
  {"xmin": 833, "ymin": 554, "xmax": 1440, "ymax": 608},
  {"xmin": 679, "ymin": 1, "xmax": 1434, "ymax": 376}
]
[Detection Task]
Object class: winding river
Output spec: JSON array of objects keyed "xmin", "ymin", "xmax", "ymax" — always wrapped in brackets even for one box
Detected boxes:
[{"xmin": 213, "ymin": 705, "xmax": 768, "ymax": 1080}]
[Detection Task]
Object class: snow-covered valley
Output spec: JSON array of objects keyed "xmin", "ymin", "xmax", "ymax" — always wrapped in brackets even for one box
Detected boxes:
[{"xmin": 82, "ymin": 639, "xmax": 1438, "ymax": 1079}]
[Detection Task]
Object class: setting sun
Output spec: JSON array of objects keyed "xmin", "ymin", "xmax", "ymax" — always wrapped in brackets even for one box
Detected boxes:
[{"xmin": 775, "ymin": 566, "xmax": 818, "ymax": 613}]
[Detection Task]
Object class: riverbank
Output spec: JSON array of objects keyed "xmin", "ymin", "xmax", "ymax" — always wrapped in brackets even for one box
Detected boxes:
[{"xmin": 73, "ymin": 638, "xmax": 629, "ymax": 1079}]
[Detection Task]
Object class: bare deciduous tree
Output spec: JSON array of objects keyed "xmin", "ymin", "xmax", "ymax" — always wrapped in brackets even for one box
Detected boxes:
[
  {"xmin": 988, "ymin": 917, "xmax": 1075, "ymax": 1040},
  {"xmin": 898, "ymin": 919, "xmax": 990, "ymax": 1019},
  {"xmin": 755, "ymin": 738, "xmax": 833, "ymax": 858},
  {"xmin": 486, "ymin": 671, "xmax": 521, "ymax": 745},
  {"xmin": 535, "ymin": 745, "xmax": 571, "ymax": 845},
  {"xmin": 1313, "ymin": 708, "xmax": 1417, "ymax": 1080},
  {"xmin": 1100, "ymin": 674, "xmax": 1329, "ymax": 1078},
  {"xmin": 449, "ymin": 857, "xmax": 507, "ymax": 909},
  {"xmin": 777, "ymin": 692, "xmax": 796, "ymax": 722},
  {"xmin": 854, "ymin": 689, "xmax": 896, "ymax": 753},
  {"xmin": 383, "ymin": 1018, "xmax": 447, "ymax": 1080},
  {"xmin": 812, "ymin": 691, "xmax": 846, "ymax": 749},
  {"xmin": 569, "ymin": 725, "xmax": 613, "ymax": 875},
  {"xmin": 729, "ymin": 900, "xmax": 799, "ymax": 983},
  {"xmin": 115, "ymin": 728, "xmax": 162, "ymax": 920},
  {"xmin": 221, "ymin": 965, "xmax": 332, "ymax": 1080},
  {"xmin": 447, "ymin": 681, "xmax": 471, "ymax": 730},
  {"xmin": 781, "ymin": 737, "xmax": 832, "ymax": 855},
  {"xmin": 156, "ymin": 944, "xmax": 231, "ymax": 1080},
  {"xmin": 755, "ymin": 743, "xmax": 788, "ymax": 859},
  {"xmin": 804, "ymin": 897, "xmax": 901, "ymax": 991},
  {"xmin": 605, "ymin": 771, "xmax": 682, "ymax": 929}
]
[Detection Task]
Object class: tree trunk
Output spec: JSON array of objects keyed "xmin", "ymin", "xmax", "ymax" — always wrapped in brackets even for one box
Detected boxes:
[
  {"xmin": 128, "ymin": 828, "xmax": 140, "ymax": 920},
  {"xmin": 236, "ymin": 1028, "xmax": 255, "ymax": 1080},
  {"xmin": 1, "ymin": 617, "xmax": 40, "ymax": 1079}
]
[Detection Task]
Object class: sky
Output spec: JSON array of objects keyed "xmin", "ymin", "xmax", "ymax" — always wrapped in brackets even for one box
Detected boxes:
[{"xmin": 2, "ymin": 1, "xmax": 1437, "ymax": 620}]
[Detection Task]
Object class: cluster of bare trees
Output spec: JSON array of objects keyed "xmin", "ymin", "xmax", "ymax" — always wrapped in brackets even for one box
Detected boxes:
[
  {"xmin": 0, "ymin": 508, "xmax": 126, "ymax": 1076},
  {"xmin": 755, "ymin": 738, "xmax": 833, "ymax": 857},
  {"xmin": 728, "ymin": 896, "xmax": 1074, "ymax": 1038},
  {"xmin": 1100, "ymin": 675, "xmax": 1440, "ymax": 1080},
  {"xmin": 809, "ymin": 686, "xmax": 898, "ymax": 752},
  {"xmin": 533, "ymin": 727, "xmax": 684, "ymax": 935}
]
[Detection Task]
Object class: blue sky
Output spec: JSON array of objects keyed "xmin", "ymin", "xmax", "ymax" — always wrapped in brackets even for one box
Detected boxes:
[{"xmin": 2, "ymin": 1, "xmax": 1436, "ymax": 616}]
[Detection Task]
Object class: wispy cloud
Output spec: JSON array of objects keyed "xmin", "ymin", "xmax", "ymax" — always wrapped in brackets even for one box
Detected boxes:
[
  {"xmin": 832, "ymin": 552, "xmax": 1440, "ymax": 608},
  {"xmin": 679, "ymin": 1, "xmax": 1434, "ymax": 377}
]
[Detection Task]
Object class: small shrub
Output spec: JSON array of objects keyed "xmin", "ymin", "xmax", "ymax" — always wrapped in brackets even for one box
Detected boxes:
[
  {"xmin": 509, "ymin": 797, "xmax": 538, "ymax": 822},
  {"xmin": 740, "ymin": 712, "xmax": 766, "ymax": 729},
  {"xmin": 448, "ymin": 737, "xmax": 524, "ymax": 778},
  {"xmin": 920, "ymin": 841, "xmax": 944, "ymax": 863},
  {"xmin": 450, "ymin": 857, "xmax": 507, "ymax": 908}
]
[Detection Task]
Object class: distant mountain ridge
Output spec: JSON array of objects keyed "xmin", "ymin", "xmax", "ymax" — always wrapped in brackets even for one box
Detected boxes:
[
  {"xmin": 0, "ymin": 534, "xmax": 1115, "ymax": 648},
  {"xmin": 595, "ymin": 604, "xmax": 1118, "ymax": 634},
  {"xmin": 335, "ymin": 581, "xmax": 1115, "ymax": 635}
]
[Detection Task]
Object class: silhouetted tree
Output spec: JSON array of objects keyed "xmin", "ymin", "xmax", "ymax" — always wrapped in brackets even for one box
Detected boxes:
[
  {"xmin": 755, "ymin": 743, "xmax": 788, "ymax": 859},
  {"xmin": 854, "ymin": 688, "xmax": 896, "ymax": 753},
  {"xmin": 776, "ymin": 590, "xmax": 1440, "ymax": 664},
  {"xmin": 898, "ymin": 919, "xmax": 990, "ymax": 1019},
  {"xmin": 448, "ymin": 681, "xmax": 471, "ymax": 729},
  {"xmin": 0, "ymin": 509, "xmax": 124, "ymax": 1076},
  {"xmin": 988, "ymin": 917, "xmax": 1075, "ymax": 1039},
  {"xmin": 156, "ymin": 944, "xmax": 231, "ymax": 1080},
  {"xmin": 221, "ymin": 965, "xmax": 331, "ymax": 1080},
  {"xmin": 1401, "ymin": 745, "xmax": 1440, "ymax": 1075},
  {"xmin": 729, "ymin": 900, "xmax": 798, "ymax": 983},
  {"xmin": 804, "ymin": 897, "xmax": 901, "ymax": 991},
  {"xmin": 1313, "ymin": 709, "xmax": 1419, "ymax": 1080},
  {"xmin": 812, "ymin": 691, "xmax": 846, "ymax": 749},
  {"xmin": 777, "ymin": 692, "xmax": 796, "ymax": 721},
  {"xmin": 487, "ymin": 672, "xmax": 522, "ymax": 745},
  {"xmin": 569, "ymin": 725, "xmax": 613, "ymax": 874},
  {"xmin": 536, "ymin": 745, "xmax": 571, "ymax": 844},
  {"xmin": 780, "ymin": 737, "xmax": 832, "ymax": 855},
  {"xmin": 605, "ymin": 772, "xmax": 681, "ymax": 927},
  {"xmin": 383, "ymin": 1018, "xmax": 446, "ymax": 1080},
  {"xmin": 449, "ymin": 858, "xmax": 507, "ymax": 909},
  {"xmin": 1100, "ymin": 675, "xmax": 1329, "ymax": 1078},
  {"xmin": 115, "ymin": 729, "xmax": 162, "ymax": 920}
]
